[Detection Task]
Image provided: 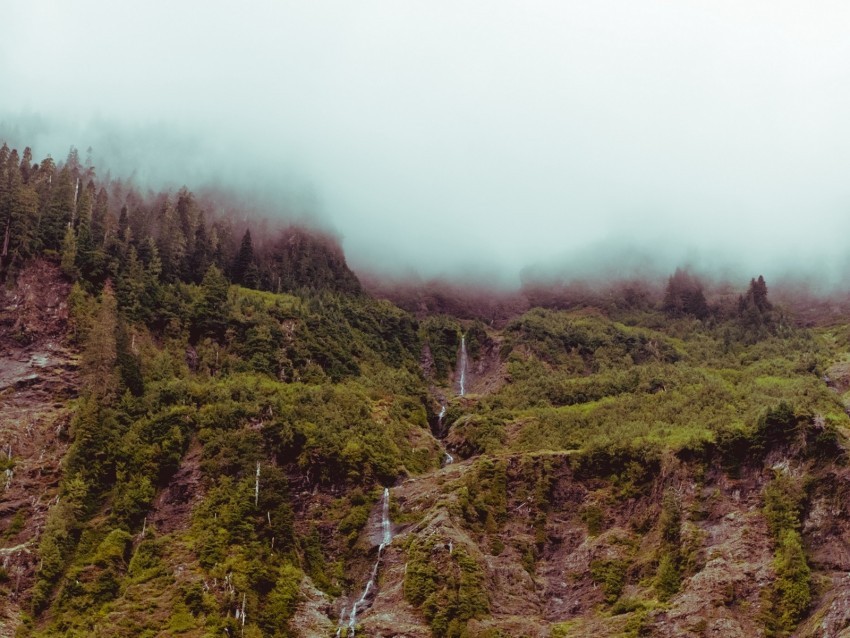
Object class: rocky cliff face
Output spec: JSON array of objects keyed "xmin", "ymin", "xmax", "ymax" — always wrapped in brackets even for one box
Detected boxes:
[
  {"xmin": 3, "ymin": 263, "xmax": 850, "ymax": 638},
  {"xmin": 0, "ymin": 261, "xmax": 78, "ymax": 635},
  {"xmin": 322, "ymin": 442, "xmax": 850, "ymax": 638}
]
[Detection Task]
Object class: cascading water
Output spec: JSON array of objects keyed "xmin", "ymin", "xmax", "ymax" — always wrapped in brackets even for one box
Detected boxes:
[
  {"xmin": 459, "ymin": 334, "xmax": 468, "ymax": 396},
  {"xmin": 380, "ymin": 487, "xmax": 391, "ymax": 546},
  {"xmin": 338, "ymin": 488, "xmax": 393, "ymax": 637}
]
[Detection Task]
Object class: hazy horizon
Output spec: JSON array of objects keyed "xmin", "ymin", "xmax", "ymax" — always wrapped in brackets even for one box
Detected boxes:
[{"xmin": 3, "ymin": 1, "xmax": 850, "ymax": 289}]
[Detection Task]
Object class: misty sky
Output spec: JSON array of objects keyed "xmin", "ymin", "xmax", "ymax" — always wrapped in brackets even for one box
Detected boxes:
[{"xmin": 2, "ymin": 1, "xmax": 850, "ymax": 287}]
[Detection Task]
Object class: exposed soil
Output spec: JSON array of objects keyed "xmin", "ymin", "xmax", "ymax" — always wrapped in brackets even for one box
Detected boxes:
[
  {"xmin": 147, "ymin": 439, "xmax": 205, "ymax": 536},
  {"xmin": 307, "ymin": 444, "xmax": 850, "ymax": 638},
  {"xmin": 0, "ymin": 260, "xmax": 79, "ymax": 636}
]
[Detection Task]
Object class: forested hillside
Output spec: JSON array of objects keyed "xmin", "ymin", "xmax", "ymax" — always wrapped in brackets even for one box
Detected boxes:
[{"xmin": 3, "ymin": 143, "xmax": 850, "ymax": 638}]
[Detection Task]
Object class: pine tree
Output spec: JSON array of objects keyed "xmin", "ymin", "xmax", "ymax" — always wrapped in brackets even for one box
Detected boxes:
[
  {"xmin": 0, "ymin": 151, "xmax": 38, "ymax": 266},
  {"xmin": 175, "ymin": 188, "xmax": 202, "ymax": 280},
  {"xmin": 155, "ymin": 198, "xmax": 187, "ymax": 282},
  {"xmin": 60, "ymin": 224, "xmax": 78, "ymax": 278},
  {"xmin": 74, "ymin": 182, "xmax": 105, "ymax": 283},
  {"xmin": 82, "ymin": 282, "xmax": 119, "ymax": 399},
  {"xmin": 232, "ymin": 228, "xmax": 255, "ymax": 286},
  {"xmin": 2, "ymin": 180, "xmax": 39, "ymax": 268},
  {"xmin": 116, "ymin": 247, "xmax": 146, "ymax": 321},
  {"xmin": 188, "ymin": 213, "xmax": 212, "ymax": 283},
  {"xmin": 663, "ymin": 268, "xmax": 708, "ymax": 319},
  {"xmin": 19, "ymin": 147, "xmax": 32, "ymax": 182},
  {"xmin": 91, "ymin": 187, "xmax": 110, "ymax": 246},
  {"xmin": 0, "ymin": 148, "xmax": 24, "ymax": 266},
  {"xmin": 117, "ymin": 205, "xmax": 130, "ymax": 243},
  {"xmin": 195, "ymin": 265, "xmax": 230, "ymax": 339},
  {"xmin": 39, "ymin": 164, "xmax": 74, "ymax": 251}
]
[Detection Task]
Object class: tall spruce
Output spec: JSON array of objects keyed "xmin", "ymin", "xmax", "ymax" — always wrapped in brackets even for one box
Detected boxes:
[{"xmin": 232, "ymin": 228, "xmax": 258, "ymax": 287}]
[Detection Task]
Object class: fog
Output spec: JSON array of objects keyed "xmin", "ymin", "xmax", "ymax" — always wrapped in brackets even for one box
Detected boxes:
[{"xmin": 3, "ymin": 1, "xmax": 850, "ymax": 288}]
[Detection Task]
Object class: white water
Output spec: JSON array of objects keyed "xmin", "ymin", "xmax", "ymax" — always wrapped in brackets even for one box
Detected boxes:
[
  {"xmin": 459, "ymin": 335, "xmax": 468, "ymax": 396},
  {"xmin": 380, "ymin": 487, "xmax": 391, "ymax": 546},
  {"xmin": 341, "ymin": 487, "xmax": 393, "ymax": 637},
  {"xmin": 444, "ymin": 452, "xmax": 454, "ymax": 465}
]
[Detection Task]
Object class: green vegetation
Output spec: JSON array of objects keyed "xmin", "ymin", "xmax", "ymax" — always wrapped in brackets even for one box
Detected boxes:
[
  {"xmin": 590, "ymin": 559, "xmax": 630, "ymax": 604},
  {"xmin": 761, "ymin": 471, "xmax": 812, "ymax": 636},
  {"xmin": 4, "ymin": 142, "xmax": 850, "ymax": 636},
  {"xmin": 404, "ymin": 537, "xmax": 489, "ymax": 637}
]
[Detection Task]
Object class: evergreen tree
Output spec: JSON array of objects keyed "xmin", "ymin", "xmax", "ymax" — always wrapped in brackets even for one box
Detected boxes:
[
  {"xmin": 39, "ymin": 164, "xmax": 74, "ymax": 251},
  {"xmin": 115, "ymin": 321, "xmax": 144, "ymax": 396},
  {"xmin": 60, "ymin": 224, "xmax": 78, "ymax": 279},
  {"xmin": 0, "ymin": 143, "xmax": 8, "ymax": 175},
  {"xmin": 2, "ymin": 179, "xmax": 39, "ymax": 268},
  {"xmin": 0, "ymin": 148, "xmax": 20, "ymax": 219},
  {"xmin": 188, "ymin": 213, "xmax": 212, "ymax": 283},
  {"xmin": 194, "ymin": 265, "xmax": 230, "ymax": 340},
  {"xmin": 736, "ymin": 274, "xmax": 776, "ymax": 340},
  {"xmin": 74, "ymin": 182, "xmax": 106, "ymax": 284},
  {"xmin": 91, "ymin": 187, "xmax": 110, "ymax": 246},
  {"xmin": 739, "ymin": 275, "xmax": 771, "ymax": 314},
  {"xmin": 82, "ymin": 282, "xmax": 119, "ymax": 399},
  {"xmin": 117, "ymin": 205, "xmax": 130, "ymax": 243},
  {"xmin": 155, "ymin": 198, "xmax": 187, "ymax": 281},
  {"xmin": 663, "ymin": 268, "xmax": 708, "ymax": 319},
  {"xmin": 116, "ymin": 247, "xmax": 146, "ymax": 321},
  {"xmin": 19, "ymin": 147, "xmax": 32, "ymax": 182},
  {"xmin": 232, "ymin": 228, "xmax": 255, "ymax": 286},
  {"xmin": 0, "ymin": 148, "xmax": 32, "ymax": 267}
]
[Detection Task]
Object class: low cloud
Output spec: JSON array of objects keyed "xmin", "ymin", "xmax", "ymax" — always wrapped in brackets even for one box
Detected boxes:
[{"xmin": 3, "ymin": 1, "xmax": 850, "ymax": 289}]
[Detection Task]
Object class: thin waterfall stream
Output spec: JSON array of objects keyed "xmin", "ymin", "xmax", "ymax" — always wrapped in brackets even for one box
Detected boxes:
[
  {"xmin": 459, "ymin": 334, "xmax": 468, "ymax": 397},
  {"xmin": 336, "ymin": 488, "xmax": 393, "ymax": 637},
  {"xmin": 335, "ymin": 334, "xmax": 469, "ymax": 634}
]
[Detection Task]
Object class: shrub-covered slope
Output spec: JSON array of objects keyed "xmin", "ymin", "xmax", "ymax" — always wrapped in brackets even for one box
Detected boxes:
[{"xmin": 3, "ymin": 144, "xmax": 850, "ymax": 637}]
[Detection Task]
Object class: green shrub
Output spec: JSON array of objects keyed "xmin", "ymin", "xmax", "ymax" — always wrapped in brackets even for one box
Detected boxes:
[
  {"xmin": 654, "ymin": 551, "xmax": 680, "ymax": 601},
  {"xmin": 580, "ymin": 504, "xmax": 605, "ymax": 536},
  {"xmin": 404, "ymin": 538, "xmax": 489, "ymax": 636},
  {"xmin": 590, "ymin": 558, "xmax": 629, "ymax": 603}
]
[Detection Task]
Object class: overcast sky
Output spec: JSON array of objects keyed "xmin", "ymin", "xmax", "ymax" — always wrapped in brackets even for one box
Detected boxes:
[{"xmin": 2, "ymin": 1, "xmax": 850, "ymax": 287}]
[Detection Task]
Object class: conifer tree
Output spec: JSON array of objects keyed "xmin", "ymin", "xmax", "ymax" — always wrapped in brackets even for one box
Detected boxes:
[
  {"xmin": 91, "ymin": 187, "xmax": 110, "ymax": 246},
  {"xmin": 116, "ymin": 246, "xmax": 146, "ymax": 321},
  {"xmin": 2, "ymin": 180, "xmax": 39, "ymax": 268},
  {"xmin": 155, "ymin": 198, "xmax": 187, "ymax": 281},
  {"xmin": 117, "ymin": 204, "xmax": 130, "ymax": 242},
  {"xmin": 19, "ymin": 147, "xmax": 32, "ymax": 182},
  {"xmin": 60, "ymin": 224, "xmax": 78, "ymax": 278},
  {"xmin": 74, "ymin": 182, "xmax": 104, "ymax": 283},
  {"xmin": 195, "ymin": 265, "xmax": 230, "ymax": 339},
  {"xmin": 82, "ymin": 282, "xmax": 119, "ymax": 399},
  {"xmin": 232, "ymin": 228, "xmax": 256, "ymax": 286},
  {"xmin": 39, "ymin": 164, "xmax": 74, "ymax": 251},
  {"xmin": 663, "ymin": 268, "xmax": 708, "ymax": 319},
  {"xmin": 188, "ymin": 214, "xmax": 212, "ymax": 283}
]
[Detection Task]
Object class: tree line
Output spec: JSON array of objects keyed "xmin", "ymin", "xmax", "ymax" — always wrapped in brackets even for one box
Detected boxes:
[{"xmin": 0, "ymin": 142, "xmax": 360, "ymax": 298}]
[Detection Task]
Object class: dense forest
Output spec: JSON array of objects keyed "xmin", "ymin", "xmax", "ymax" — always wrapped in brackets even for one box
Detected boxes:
[{"xmin": 2, "ymin": 143, "xmax": 850, "ymax": 638}]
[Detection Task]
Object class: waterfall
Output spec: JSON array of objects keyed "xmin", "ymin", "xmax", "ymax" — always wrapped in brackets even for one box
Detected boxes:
[
  {"xmin": 459, "ymin": 334, "xmax": 468, "ymax": 396},
  {"xmin": 380, "ymin": 487, "xmax": 392, "ymax": 546},
  {"xmin": 444, "ymin": 451, "xmax": 454, "ymax": 465},
  {"xmin": 344, "ymin": 488, "xmax": 393, "ymax": 636}
]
